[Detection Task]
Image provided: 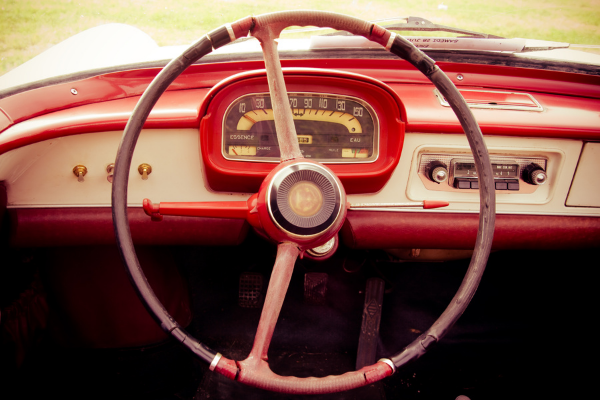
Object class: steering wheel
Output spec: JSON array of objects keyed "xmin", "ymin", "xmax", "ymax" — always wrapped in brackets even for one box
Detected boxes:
[{"xmin": 112, "ymin": 11, "xmax": 495, "ymax": 395}]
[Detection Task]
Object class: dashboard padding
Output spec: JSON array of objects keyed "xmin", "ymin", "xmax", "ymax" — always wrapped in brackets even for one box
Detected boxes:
[
  {"xmin": 8, "ymin": 207, "xmax": 249, "ymax": 247},
  {"xmin": 341, "ymin": 211, "xmax": 600, "ymax": 250}
]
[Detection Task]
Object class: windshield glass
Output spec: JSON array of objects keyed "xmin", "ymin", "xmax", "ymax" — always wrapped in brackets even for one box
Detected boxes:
[{"xmin": 1, "ymin": 0, "xmax": 599, "ymax": 77}]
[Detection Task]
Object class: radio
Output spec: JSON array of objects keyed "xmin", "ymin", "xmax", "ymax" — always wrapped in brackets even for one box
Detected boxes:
[{"xmin": 418, "ymin": 154, "xmax": 547, "ymax": 193}]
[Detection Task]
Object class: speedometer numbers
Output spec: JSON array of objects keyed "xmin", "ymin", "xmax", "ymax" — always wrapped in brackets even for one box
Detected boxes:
[{"xmin": 222, "ymin": 93, "xmax": 378, "ymax": 163}]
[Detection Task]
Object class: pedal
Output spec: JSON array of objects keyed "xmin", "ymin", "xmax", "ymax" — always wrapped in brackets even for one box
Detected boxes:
[
  {"xmin": 304, "ymin": 272, "xmax": 328, "ymax": 305},
  {"xmin": 356, "ymin": 277, "xmax": 385, "ymax": 370},
  {"xmin": 238, "ymin": 272, "xmax": 263, "ymax": 308}
]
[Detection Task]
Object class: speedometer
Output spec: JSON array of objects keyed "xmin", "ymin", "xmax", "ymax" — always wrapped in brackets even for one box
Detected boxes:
[{"xmin": 222, "ymin": 93, "xmax": 379, "ymax": 163}]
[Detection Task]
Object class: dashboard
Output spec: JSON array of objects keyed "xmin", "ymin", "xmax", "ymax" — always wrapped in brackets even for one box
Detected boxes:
[{"xmin": 0, "ymin": 60, "xmax": 599, "ymax": 250}]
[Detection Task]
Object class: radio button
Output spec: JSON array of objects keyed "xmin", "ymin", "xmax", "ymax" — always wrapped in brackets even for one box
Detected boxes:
[
  {"xmin": 454, "ymin": 178, "xmax": 473, "ymax": 189},
  {"xmin": 507, "ymin": 179, "xmax": 520, "ymax": 190},
  {"xmin": 495, "ymin": 181, "xmax": 508, "ymax": 190}
]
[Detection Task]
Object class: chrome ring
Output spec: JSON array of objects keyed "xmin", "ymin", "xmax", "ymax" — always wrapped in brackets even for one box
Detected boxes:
[
  {"xmin": 209, "ymin": 353, "xmax": 222, "ymax": 371},
  {"xmin": 385, "ymin": 32, "xmax": 397, "ymax": 51},
  {"xmin": 378, "ymin": 358, "xmax": 396, "ymax": 375},
  {"xmin": 225, "ymin": 23, "xmax": 236, "ymax": 42}
]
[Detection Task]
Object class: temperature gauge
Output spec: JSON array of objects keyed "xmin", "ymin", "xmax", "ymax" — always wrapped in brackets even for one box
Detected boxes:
[{"xmin": 342, "ymin": 148, "xmax": 369, "ymax": 158}]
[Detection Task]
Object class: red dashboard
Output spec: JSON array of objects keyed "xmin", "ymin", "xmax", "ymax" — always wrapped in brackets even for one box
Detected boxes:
[
  {"xmin": 0, "ymin": 57, "xmax": 599, "ymax": 250},
  {"xmin": 2, "ymin": 59, "xmax": 600, "ymax": 144}
]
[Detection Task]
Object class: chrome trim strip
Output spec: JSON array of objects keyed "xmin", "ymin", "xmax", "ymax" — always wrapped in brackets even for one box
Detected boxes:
[
  {"xmin": 433, "ymin": 88, "xmax": 544, "ymax": 112},
  {"xmin": 7, "ymin": 204, "xmax": 600, "ymax": 217}
]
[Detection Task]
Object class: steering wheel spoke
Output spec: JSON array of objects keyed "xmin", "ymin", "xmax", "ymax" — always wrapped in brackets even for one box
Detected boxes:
[
  {"xmin": 244, "ymin": 242, "xmax": 299, "ymax": 363},
  {"xmin": 252, "ymin": 24, "xmax": 303, "ymax": 162}
]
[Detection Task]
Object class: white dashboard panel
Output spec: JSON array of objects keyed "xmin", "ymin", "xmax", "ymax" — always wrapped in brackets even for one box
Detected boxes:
[
  {"xmin": 0, "ymin": 129, "xmax": 597, "ymax": 217},
  {"xmin": 0, "ymin": 129, "xmax": 251, "ymax": 207},
  {"xmin": 566, "ymin": 142, "xmax": 600, "ymax": 207},
  {"xmin": 347, "ymin": 133, "xmax": 597, "ymax": 217}
]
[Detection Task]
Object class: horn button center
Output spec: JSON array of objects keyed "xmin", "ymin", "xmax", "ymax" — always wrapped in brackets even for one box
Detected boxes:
[{"xmin": 288, "ymin": 181, "xmax": 323, "ymax": 217}]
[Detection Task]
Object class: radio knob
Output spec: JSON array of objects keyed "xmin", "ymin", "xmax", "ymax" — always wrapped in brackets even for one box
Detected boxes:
[
  {"xmin": 426, "ymin": 161, "xmax": 448, "ymax": 184},
  {"xmin": 523, "ymin": 163, "xmax": 547, "ymax": 185}
]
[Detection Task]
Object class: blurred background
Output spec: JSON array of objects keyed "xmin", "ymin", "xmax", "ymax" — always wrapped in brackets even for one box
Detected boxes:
[{"xmin": 1, "ymin": 0, "xmax": 599, "ymax": 75}]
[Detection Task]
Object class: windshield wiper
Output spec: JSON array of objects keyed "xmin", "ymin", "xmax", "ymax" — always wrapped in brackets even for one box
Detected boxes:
[
  {"xmin": 381, "ymin": 16, "xmax": 504, "ymax": 39},
  {"xmin": 314, "ymin": 16, "xmax": 503, "ymax": 39},
  {"xmin": 311, "ymin": 16, "xmax": 569, "ymax": 53}
]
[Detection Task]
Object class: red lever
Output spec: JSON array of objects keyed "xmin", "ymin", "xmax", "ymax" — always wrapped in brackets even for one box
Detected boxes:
[
  {"xmin": 143, "ymin": 199, "xmax": 164, "ymax": 221},
  {"xmin": 142, "ymin": 198, "xmax": 250, "ymax": 221},
  {"xmin": 423, "ymin": 200, "xmax": 450, "ymax": 209}
]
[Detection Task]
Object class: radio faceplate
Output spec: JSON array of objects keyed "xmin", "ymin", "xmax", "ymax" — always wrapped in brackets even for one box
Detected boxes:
[{"xmin": 418, "ymin": 154, "xmax": 548, "ymax": 193}]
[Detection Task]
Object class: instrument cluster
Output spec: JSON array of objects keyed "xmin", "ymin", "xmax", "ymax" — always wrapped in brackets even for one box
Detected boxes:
[
  {"xmin": 199, "ymin": 69, "xmax": 405, "ymax": 194},
  {"xmin": 222, "ymin": 93, "xmax": 378, "ymax": 163}
]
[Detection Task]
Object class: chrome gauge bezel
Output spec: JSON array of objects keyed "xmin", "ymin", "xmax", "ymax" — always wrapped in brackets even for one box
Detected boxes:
[{"xmin": 222, "ymin": 92, "xmax": 380, "ymax": 164}]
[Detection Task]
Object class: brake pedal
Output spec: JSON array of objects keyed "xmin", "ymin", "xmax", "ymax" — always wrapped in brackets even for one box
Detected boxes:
[
  {"xmin": 238, "ymin": 272, "xmax": 263, "ymax": 308},
  {"xmin": 356, "ymin": 278, "xmax": 385, "ymax": 370},
  {"xmin": 304, "ymin": 272, "xmax": 328, "ymax": 305}
]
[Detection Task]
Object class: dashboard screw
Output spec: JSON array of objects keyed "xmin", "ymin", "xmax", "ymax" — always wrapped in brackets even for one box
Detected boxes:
[
  {"xmin": 72, "ymin": 165, "xmax": 87, "ymax": 182},
  {"xmin": 70, "ymin": 88, "xmax": 78, "ymax": 95},
  {"xmin": 456, "ymin": 74, "xmax": 464, "ymax": 81},
  {"xmin": 106, "ymin": 163, "xmax": 115, "ymax": 183},
  {"xmin": 138, "ymin": 163, "xmax": 152, "ymax": 180}
]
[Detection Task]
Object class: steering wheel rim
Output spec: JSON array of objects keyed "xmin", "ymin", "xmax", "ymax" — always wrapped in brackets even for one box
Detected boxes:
[{"xmin": 112, "ymin": 11, "xmax": 496, "ymax": 395}]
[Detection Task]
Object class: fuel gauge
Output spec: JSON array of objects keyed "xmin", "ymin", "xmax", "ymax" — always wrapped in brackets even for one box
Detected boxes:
[{"xmin": 228, "ymin": 145, "xmax": 257, "ymax": 156}]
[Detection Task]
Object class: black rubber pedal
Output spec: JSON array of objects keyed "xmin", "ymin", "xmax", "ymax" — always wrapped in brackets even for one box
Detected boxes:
[
  {"xmin": 356, "ymin": 277, "xmax": 385, "ymax": 370},
  {"xmin": 304, "ymin": 272, "xmax": 328, "ymax": 305},
  {"xmin": 238, "ymin": 272, "xmax": 263, "ymax": 308}
]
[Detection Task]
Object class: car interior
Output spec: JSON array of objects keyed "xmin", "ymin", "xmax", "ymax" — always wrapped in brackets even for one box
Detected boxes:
[{"xmin": 0, "ymin": 11, "xmax": 598, "ymax": 400}]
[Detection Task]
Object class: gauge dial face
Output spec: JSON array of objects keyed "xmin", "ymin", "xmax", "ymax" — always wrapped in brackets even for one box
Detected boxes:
[{"xmin": 222, "ymin": 93, "xmax": 379, "ymax": 163}]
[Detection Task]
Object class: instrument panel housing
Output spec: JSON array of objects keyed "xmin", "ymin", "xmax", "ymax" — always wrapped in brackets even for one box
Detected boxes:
[{"xmin": 199, "ymin": 69, "xmax": 406, "ymax": 194}]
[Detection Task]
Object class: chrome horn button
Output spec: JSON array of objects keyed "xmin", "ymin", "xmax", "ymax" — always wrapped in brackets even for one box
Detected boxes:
[{"xmin": 267, "ymin": 163, "xmax": 343, "ymax": 237}]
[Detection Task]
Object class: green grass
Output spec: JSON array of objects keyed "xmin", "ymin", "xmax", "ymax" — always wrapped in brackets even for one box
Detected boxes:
[{"xmin": 1, "ymin": 0, "xmax": 599, "ymax": 76}]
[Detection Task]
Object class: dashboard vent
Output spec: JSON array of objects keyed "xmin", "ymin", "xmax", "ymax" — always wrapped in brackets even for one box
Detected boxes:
[{"xmin": 434, "ymin": 89, "xmax": 543, "ymax": 111}]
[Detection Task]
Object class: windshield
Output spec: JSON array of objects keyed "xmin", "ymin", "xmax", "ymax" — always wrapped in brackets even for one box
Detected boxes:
[{"xmin": 1, "ymin": 0, "xmax": 599, "ymax": 77}]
